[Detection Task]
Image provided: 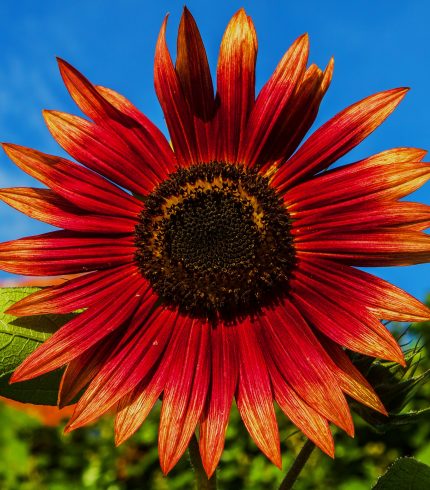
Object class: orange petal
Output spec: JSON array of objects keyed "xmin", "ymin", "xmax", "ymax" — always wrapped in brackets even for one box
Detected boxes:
[
  {"xmin": 261, "ymin": 301, "xmax": 355, "ymax": 436},
  {"xmin": 216, "ymin": 8, "xmax": 257, "ymax": 162},
  {"xmin": 11, "ymin": 275, "xmax": 145, "ymax": 382},
  {"xmin": 267, "ymin": 358, "xmax": 334, "ymax": 457},
  {"xmin": 273, "ymin": 87, "xmax": 408, "ymax": 192},
  {"xmin": 291, "ymin": 273, "xmax": 405, "ymax": 365},
  {"xmin": 58, "ymin": 339, "xmax": 115, "ymax": 408},
  {"xmin": 296, "ymin": 229, "xmax": 430, "ymax": 267},
  {"xmin": 66, "ymin": 303, "xmax": 173, "ymax": 431},
  {"xmin": 199, "ymin": 322, "xmax": 238, "ymax": 477},
  {"xmin": 260, "ymin": 60, "xmax": 331, "ymax": 174},
  {"xmin": 158, "ymin": 319, "xmax": 210, "ymax": 474},
  {"xmin": 2, "ymin": 143, "xmax": 141, "ymax": 216},
  {"xmin": 236, "ymin": 318, "xmax": 282, "ymax": 468},
  {"xmin": 238, "ymin": 33, "xmax": 309, "ymax": 167},
  {"xmin": 0, "ymin": 187, "xmax": 134, "ymax": 234},
  {"xmin": 115, "ymin": 370, "xmax": 165, "ymax": 446},
  {"xmin": 318, "ymin": 336, "xmax": 387, "ymax": 415}
]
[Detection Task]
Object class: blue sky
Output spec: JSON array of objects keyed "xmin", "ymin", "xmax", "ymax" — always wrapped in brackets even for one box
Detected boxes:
[{"xmin": 0, "ymin": 0, "xmax": 429, "ymax": 299}]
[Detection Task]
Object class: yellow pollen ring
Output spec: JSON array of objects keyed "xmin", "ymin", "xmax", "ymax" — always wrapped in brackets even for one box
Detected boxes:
[
  {"xmin": 158, "ymin": 177, "xmax": 266, "ymax": 228},
  {"xmin": 145, "ymin": 177, "xmax": 266, "ymax": 258}
]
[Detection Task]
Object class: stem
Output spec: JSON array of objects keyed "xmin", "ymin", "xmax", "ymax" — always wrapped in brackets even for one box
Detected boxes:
[
  {"xmin": 188, "ymin": 433, "xmax": 218, "ymax": 490},
  {"xmin": 279, "ymin": 439, "xmax": 315, "ymax": 490}
]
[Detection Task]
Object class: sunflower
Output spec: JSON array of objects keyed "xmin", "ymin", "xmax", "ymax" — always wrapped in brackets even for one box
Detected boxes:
[{"xmin": 1, "ymin": 7, "xmax": 430, "ymax": 477}]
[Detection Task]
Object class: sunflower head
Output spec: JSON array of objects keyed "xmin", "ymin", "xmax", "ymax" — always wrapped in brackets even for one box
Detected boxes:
[
  {"xmin": 0, "ymin": 5, "xmax": 430, "ymax": 479},
  {"xmin": 135, "ymin": 161, "xmax": 295, "ymax": 320}
]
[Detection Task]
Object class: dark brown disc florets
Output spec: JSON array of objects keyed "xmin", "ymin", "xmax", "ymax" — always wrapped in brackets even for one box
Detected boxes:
[{"xmin": 135, "ymin": 163, "xmax": 295, "ymax": 320}]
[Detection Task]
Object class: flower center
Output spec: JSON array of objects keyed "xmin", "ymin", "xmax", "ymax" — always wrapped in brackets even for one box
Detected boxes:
[{"xmin": 135, "ymin": 163, "xmax": 295, "ymax": 320}]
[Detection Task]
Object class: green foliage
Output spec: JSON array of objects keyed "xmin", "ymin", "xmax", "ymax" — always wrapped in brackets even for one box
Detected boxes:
[
  {"xmin": 351, "ymin": 340, "xmax": 430, "ymax": 433},
  {"xmin": 372, "ymin": 457, "xmax": 430, "ymax": 489},
  {"xmin": 0, "ymin": 287, "xmax": 74, "ymax": 405}
]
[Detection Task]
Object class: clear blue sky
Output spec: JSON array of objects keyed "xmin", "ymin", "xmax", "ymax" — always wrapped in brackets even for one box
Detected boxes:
[{"xmin": 0, "ymin": 0, "xmax": 429, "ymax": 300}]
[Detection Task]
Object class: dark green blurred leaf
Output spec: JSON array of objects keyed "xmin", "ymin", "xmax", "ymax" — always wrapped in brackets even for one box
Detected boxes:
[
  {"xmin": 0, "ymin": 287, "xmax": 74, "ymax": 405},
  {"xmin": 354, "ymin": 406, "xmax": 430, "ymax": 434},
  {"xmin": 351, "ymin": 340, "xmax": 430, "ymax": 433},
  {"xmin": 372, "ymin": 457, "xmax": 430, "ymax": 489}
]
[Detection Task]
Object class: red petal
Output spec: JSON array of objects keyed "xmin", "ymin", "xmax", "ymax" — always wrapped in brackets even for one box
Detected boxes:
[
  {"xmin": 114, "ymin": 314, "xmax": 192, "ymax": 446},
  {"xmin": 264, "ymin": 353, "xmax": 334, "ymax": 457},
  {"xmin": 236, "ymin": 318, "xmax": 281, "ymax": 468},
  {"xmin": 294, "ymin": 201, "xmax": 430, "ymax": 234},
  {"xmin": 259, "ymin": 60, "xmax": 333, "ymax": 174},
  {"xmin": 0, "ymin": 188, "xmax": 135, "ymax": 234},
  {"xmin": 216, "ymin": 9, "xmax": 257, "ymax": 163},
  {"xmin": 317, "ymin": 335, "xmax": 386, "ymax": 414},
  {"xmin": 176, "ymin": 7, "xmax": 214, "ymax": 119},
  {"xmin": 298, "ymin": 257, "xmax": 430, "ymax": 322},
  {"xmin": 66, "ymin": 303, "xmax": 175, "ymax": 431},
  {"xmin": 154, "ymin": 16, "xmax": 198, "ymax": 167},
  {"xmin": 57, "ymin": 58, "xmax": 121, "ymax": 123},
  {"xmin": 159, "ymin": 318, "xmax": 210, "ymax": 474},
  {"xmin": 0, "ymin": 230, "xmax": 134, "ymax": 275},
  {"xmin": 10, "ymin": 275, "xmax": 147, "ymax": 382},
  {"xmin": 176, "ymin": 8, "xmax": 216, "ymax": 163},
  {"xmin": 238, "ymin": 33, "xmax": 309, "ymax": 168},
  {"xmin": 2, "ymin": 143, "xmax": 141, "ymax": 217},
  {"xmin": 95, "ymin": 85, "xmax": 176, "ymax": 174},
  {"xmin": 199, "ymin": 322, "xmax": 238, "ymax": 477},
  {"xmin": 260, "ymin": 301, "xmax": 354, "ymax": 435},
  {"xmin": 277, "ymin": 59, "xmax": 334, "ymax": 164},
  {"xmin": 286, "ymin": 157, "xmax": 430, "ymax": 213},
  {"xmin": 114, "ymin": 369, "xmax": 166, "ymax": 446},
  {"xmin": 272, "ymin": 87, "xmax": 408, "ymax": 192},
  {"xmin": 6, "ymin": 265, "xmax": 137, "ymax": 316},
  {"xmin": 57, "ymin": 58, "xmax": 172, "ymax": 183},
  {"xmin": 296, "ymin": 229, "xmax": 430, "ymax": 266},
  {"xmin": 351, "ymin": 146, "xmax": 427, "ymax": 165},
  {"xmin": 43, "ymin": 110, "xmax": 160, "ymax": 196},
  {"xmin": 58, "ymin": 334, "xmax": 119, "ymax": 408},
  {"xmin": 291, "ymin": 270, "xmax": 405, "ymax": 365}
]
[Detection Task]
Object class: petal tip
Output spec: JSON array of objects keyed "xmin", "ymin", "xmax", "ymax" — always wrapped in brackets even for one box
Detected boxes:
[
  {"xmin": 42, "ymin": 109, "xmax": 61, "ymax": 127},
  {"xmin": 299, "ymin": 32, "xmax": 310, "ymax": 44},
  {"xmin": 182, "ymin": 5, "xmax": 191, "ymax": 18},
  {"xmin": 8, "ymin": 372, "xmax": 19, "ymax": 385},
  {"xmin": 42, "ymin": 109, "xmax": 54, "ymax": 121},
  {"xmin": 391, "ymin": 86, "xmax": 409, "ymax": 99},
  {"xmin": 2, "ymin": 142, "xmax": 19, "ymax": 157},
  {"xmin": 114, "ymin": 431, "xmax": 125, "ymax": 447},
  {"xmin": 202, "ymin": 461, "xmax": 217, "ymax": 480},
  {"xmin": 159, "ymin": 458, "xmax": 174, "ymax": 476},
  {"xmin": 4, "ymin": 305, "xmax": 19, "ymax": 316},
  {"xmin": 56, "ymin": 57, "xmax": 76, "ymax": 79},
  {"xmin": 9, "ymin": 367, "xmax": 29, "ymax": 384}
]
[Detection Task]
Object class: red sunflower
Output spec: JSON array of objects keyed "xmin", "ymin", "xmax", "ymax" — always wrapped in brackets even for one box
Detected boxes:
[{"xmin": 1, "ymin": 7, "xmax": 430, "ymax": 477}]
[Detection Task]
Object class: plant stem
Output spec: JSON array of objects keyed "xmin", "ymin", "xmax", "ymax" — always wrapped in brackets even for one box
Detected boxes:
[
  {"xmin": 279, "ymin": 439, "xmax": 315, "ymax": 490},
  {"xmin": 188, "ymin": 433, "xmax": 218, "ymax": 490}
]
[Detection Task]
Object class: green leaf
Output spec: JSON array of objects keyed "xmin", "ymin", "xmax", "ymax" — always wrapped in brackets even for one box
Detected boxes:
[
  {"xmin": 373, "ymin": 457, "xmax": 430, "ymax": 489},
  {"xmin": 0, "ymin": 287, "xmax": 75, "ymax": 405},
  {"xmin": 354, "ymin": 406, "xmax": 430, "ymax": 434}
]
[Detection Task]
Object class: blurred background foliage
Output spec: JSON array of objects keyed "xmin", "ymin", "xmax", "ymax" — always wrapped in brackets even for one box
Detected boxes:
[{"xmin": 1, "ymin": 311, "xmax": 430, "ymax": 489}]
